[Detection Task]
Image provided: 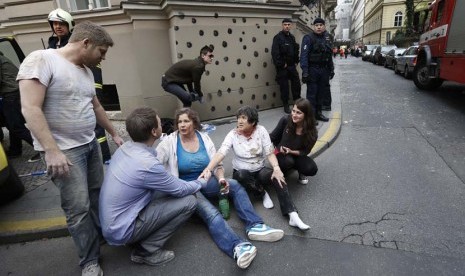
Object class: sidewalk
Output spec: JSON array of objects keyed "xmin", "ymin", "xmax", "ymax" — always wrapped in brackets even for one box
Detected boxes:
[{"xmin": 0, "ymin": 74, "xmax": 341, "ymax": 244}]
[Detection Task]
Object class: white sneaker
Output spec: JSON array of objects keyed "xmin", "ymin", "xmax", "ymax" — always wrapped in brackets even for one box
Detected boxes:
[
  {"xmin": 233, "ymin": 242, "xmax": 257, "ymax": 269},
  {"xmin": 298, "ymin": 173, "xmax": 309, "ymax": 185},
  {"xmin": 82, "ymin": 261, "xmax": 103, "ymax": 276}
]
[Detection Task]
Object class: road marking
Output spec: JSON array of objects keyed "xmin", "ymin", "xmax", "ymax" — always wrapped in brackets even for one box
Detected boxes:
[
  {"xmin": 311, "ymin": 111, "xmax": 341, "ymax": 156},
  {"xmin": 0, "ymin": 217, "xmax": 66, "ymax": 232}
]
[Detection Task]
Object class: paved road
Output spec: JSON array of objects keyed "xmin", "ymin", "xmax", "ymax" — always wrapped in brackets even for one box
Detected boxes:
[{"xmin": 1, "ymin": 57, "xmax": 465, "ymax": 275}]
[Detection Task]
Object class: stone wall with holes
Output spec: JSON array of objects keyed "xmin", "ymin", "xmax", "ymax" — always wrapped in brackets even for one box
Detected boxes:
[{"xmin": 173, "ymin": 15, "xmax": 287, "ymax": 119}]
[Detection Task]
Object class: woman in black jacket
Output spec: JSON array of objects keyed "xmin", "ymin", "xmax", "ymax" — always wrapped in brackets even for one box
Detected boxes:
[{"xmin": 270, "ymin": 98, "xmax": 318, "ymax": 185}]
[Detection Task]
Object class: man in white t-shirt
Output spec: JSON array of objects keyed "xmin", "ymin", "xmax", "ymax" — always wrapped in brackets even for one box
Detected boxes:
[{"xmin": 17, "ymin": 21, "xmax": 123, "ymax": 276}]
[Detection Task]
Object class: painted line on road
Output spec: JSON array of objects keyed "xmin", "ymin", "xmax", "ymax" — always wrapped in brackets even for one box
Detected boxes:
[
  {"xmin": 0, "ymin": 216, "xmax": 66, "ymax": 233},
  {"xmin": 310, "ymin": 111, "xmax": 342, "ymax": 158}
]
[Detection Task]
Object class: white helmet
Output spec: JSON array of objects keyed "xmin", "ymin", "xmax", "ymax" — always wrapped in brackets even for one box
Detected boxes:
[{"xmin": 48, "ymin": 8, "xmax": 75, "ymax": 32}]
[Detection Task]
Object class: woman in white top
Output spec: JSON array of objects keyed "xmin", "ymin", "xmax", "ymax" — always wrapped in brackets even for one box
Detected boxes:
[{"xmin": 202, "ymin": 106, "xmax": 310, "ymax": 230}]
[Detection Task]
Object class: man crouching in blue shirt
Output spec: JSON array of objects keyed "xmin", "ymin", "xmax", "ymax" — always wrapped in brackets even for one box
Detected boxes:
[{"xmin": 99, "ymin": 107, "xmax": 206, "ymax": 266}]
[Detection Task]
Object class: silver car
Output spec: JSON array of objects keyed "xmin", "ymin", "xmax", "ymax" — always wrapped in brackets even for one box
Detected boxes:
[
  {"xmin": 384, "ymin": 48, "xmax": 406, "ymax": 69},
  {"xmin": 394, "ymin": 46, "xmax": 419, "ymax": 79}
]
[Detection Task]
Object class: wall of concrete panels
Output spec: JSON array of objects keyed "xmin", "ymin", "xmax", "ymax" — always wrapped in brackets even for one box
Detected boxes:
[{"xmin": 171, "ymin": 15, "xmax": 286, "ymax": 119}]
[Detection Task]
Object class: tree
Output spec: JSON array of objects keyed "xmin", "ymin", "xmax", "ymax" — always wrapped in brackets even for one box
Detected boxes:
[{"xmin": 405, "ymin": 0, "xmax": 415, "ymax": 35}]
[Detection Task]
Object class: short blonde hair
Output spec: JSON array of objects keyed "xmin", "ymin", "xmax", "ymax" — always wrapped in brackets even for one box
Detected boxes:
[{"xmin": 69, "ymin": 21, "xmax": 114, "ymax": 47}]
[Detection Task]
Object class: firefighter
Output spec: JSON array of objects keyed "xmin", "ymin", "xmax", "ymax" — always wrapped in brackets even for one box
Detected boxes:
[
  {"xmin": 271, "ymin": 18, "xmax": 301, "ymax": 114},
  {"xmin": 300, "ymin": 18, "xmax": 334, "ymax": 122},
  {"xmin": 47, "ymin": 8, "xmax": 112, "ymax": 163}
]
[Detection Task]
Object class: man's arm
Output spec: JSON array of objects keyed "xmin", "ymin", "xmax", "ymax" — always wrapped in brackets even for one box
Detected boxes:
[
  {"xmin": 92, "ymin": 96, "xmax": 124, "ymax": 146},
  {"xmin": 192, "ymin": 68, "xmax": 203, "ymax": 97},
  {"xmin": 19, "ymin": 79, "xmax": 72, "ymax": 177},
  {"xmin": 271, "ymin": 35, "xmax": 284, "ymax": 68},
  {"xmin": 300, "ymin": 35, "xmax": 311, "ymax": 76}
]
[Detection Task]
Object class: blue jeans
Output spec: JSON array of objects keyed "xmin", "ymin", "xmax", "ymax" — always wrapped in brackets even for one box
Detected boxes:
[
  {"xmin": 51, "ymin": 138, "xmax": 103, "ymax": 267},
  {"xmin": 196, "ymin": 177, "xmax": 263, "ymax": 258},
  {"xmin": 161, "ymin": 76, "xmax": 193, "ymax": 107}
]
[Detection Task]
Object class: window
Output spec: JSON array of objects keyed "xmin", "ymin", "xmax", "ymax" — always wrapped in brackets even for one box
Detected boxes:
[
  {"xmin": 386, "ymin": 31, "xmax": 391, "ymax": 44},
  {"xmin": 57, "ymin": 0, "xmax": 110, "ymax": 11},
  {"xmin": 394, "ymin": 11, "xmax": 403, "ymax": 27}
]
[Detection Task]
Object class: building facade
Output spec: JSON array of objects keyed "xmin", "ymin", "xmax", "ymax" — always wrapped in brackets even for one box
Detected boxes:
[
  {"xmin": 363, "ymin": 0, "xmax": 422, "ymax": 46},
  {"xmin": 0, "ymin": 0, "xmax": 335, "ymax": 120},
  {"xmin": 350, "ymin": 0, "xmax": 364, "ymax": 47}
]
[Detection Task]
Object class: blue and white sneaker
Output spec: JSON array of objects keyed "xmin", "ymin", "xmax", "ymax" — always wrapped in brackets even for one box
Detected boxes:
[
  {"xmin": 247, "ymin": 223, "xmax": 284, "ymax": 242},
  {"xmin": 233, "ymin": 242, "xmax": 257, "ymax": 269}
]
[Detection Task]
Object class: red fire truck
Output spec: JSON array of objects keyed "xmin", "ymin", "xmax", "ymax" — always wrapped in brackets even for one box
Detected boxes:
[{"xmin": 413, "ymin": 0, "xmax": 465, "ymax": 90}]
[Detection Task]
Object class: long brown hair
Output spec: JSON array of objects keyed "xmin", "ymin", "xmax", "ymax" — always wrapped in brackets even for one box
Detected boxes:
[{"xmin": 286, "ymin": 98, "xmax": 318, "ymax": 146}]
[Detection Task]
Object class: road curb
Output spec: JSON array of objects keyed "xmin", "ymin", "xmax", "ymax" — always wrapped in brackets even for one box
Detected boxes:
[
  {"xmin": 0, "ymin": 217, "xmax": 68, "ymax": 244},
  {"xmin": 310, "ymin": 111, "xmax": 342, "ymax": 158}
]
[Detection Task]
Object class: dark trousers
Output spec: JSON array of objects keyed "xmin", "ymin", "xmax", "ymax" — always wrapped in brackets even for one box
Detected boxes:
[
  {"xmin": 321, "ymin": 81, "xmax": 332, "ymax": 107},
  {"xmin": 306, "ymin": 66, "xmax": 330, "ymax": 113},
  {"xmin": 276, "ymin": 154, "xmax": 318, "ymax": 177},
  {"xmin": 127, "ymin": 194, "xmax": 197, "ymax": 255},
  {"xmin": 162, "ymin": 76, "xmax": 192, "ymax": 107},
  {"xmin": 1, "ymin": 94, "xmax": 33, "ymax": 154},
  {"xmin": 276, "ymin": 66, "xmax": 301, "ymax": 104},
  {"xmin": 233, "ymin": 167, "xmax": 297, "ymax": 215},
  {"xmin": 94, "ymin": 124, "xmax": 111, "ymax": 162}
]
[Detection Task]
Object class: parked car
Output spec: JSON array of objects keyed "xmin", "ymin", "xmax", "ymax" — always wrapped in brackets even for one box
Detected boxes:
[
  {"xmin": 362, "ymin": 45, "xmax": 380, "ymax": 61},
  {"xmin": 384, "ymin": 48, "xmax": 406, "ymax": 69},
  {"xmin": 0, "ymin": 143, "xmax": 25, "ymax": 205},
  {"xmin": 372, "ymin": 45, "xmax": 397, "ymax": 65},
  {"xmin": 394, "ymin": 45, "xmax": 419, "ymax": 79}
]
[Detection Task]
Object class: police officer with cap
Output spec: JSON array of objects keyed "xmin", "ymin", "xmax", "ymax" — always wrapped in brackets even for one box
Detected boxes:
[
  {"xmin": 300, "ymin": 17, "xmax": 334, "ymax": 122},
  {"xmin": 271, "ymin": 18, "xmax": 301, "ymax": 114}
]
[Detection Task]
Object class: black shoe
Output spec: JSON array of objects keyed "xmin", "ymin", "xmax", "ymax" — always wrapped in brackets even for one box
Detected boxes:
[
  {"xmin": 321, "ymin": 105, "xmax": 332, "ymax": 111},
  {"xmin": 315, "ymin": 112, "xmax": 329, "ymax": 122},
  {"xmin": 28, "ymin": 152, "xmax": 41, "ymax": 163},
  {"xmin": 283, "ymin": 105, "xmax": 290, "ymax": 114}
]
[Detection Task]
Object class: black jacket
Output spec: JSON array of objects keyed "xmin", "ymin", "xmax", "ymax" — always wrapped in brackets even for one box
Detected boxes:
[{"xmin": 271, "ymin": 31, "xmax": 299, "ymax": 69}]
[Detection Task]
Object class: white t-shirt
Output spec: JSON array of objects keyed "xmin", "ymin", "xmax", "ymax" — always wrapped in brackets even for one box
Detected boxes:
[
  {"xmin": 17, "ymin": 49, "xmax": 96, "ymax": 151},
  {"xmin": 217, "ymin": 125, "xmax": 274, "ymax": 172}
]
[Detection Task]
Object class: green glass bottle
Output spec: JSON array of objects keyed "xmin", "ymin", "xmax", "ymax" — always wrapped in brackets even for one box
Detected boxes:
[{"xmin": 218, "ymin": 180, "xmax": 230, "ymax": 220}]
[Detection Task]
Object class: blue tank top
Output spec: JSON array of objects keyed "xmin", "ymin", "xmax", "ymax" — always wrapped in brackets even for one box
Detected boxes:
[{"xmin": 177, "ymin": 132, "xmax": 210, "ymax": 181}]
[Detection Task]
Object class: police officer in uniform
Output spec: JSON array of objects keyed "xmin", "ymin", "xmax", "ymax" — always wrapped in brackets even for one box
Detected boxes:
[
  {"xmin": 300, "ymin": 18, "xmax": 334, "ymax": 122},
  {"xmin": 271, "ymin": 18, "xmax": 301, "ymax": 114}
]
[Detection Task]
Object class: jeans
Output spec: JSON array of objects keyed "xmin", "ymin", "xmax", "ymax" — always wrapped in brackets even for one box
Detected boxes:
[
  {"xmin": 51, "ymin": 138, "xmax": 103, "ymax": 267},
  {"xmin": 161, "ymin": 76, "xmax": 193, "ymax": 107},
  {"xmin": 1, "ymin": 93, "xmax": 33, "ymax": 153},
  {"xmin": 127, "ymin": 194, "xmax": 197, "ymax": 255},
  {"xmin": 196, "ymin": 177, "xmax": 263, "ymax": 258},
  {"xmin": 277, "ymin": 154, "xmax": 318, "ymax": 177},
  {"xmin": 235, "ymin": 167, "xmax": 297, "ymax": 216}
]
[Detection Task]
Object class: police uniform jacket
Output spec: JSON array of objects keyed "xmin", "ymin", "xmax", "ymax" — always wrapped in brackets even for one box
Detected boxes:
[
  {"xmin": 300, "ymin": 31, "xmax": 334, "ymax": 76},
  {"xmin": 271, "ymin": 31, "xmax": 300, "ymax": 69}
]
